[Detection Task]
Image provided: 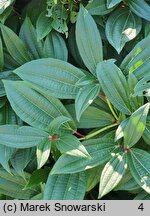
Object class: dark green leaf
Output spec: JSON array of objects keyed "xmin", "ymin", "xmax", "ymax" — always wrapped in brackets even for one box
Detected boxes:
[{"xmin": 86, "ymin": 0, "xmax": 114, "ymax": 15}]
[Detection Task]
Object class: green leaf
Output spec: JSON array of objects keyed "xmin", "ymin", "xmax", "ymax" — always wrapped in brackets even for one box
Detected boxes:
[
  {"xmin": 25, "ymin": 168, "xmax": 50, "ymax": 189},
  {"xmin": 105, "ymin": 8, "xmax": 142, "ymax": 53},
  {"xmin": 75, "ymin": 83, "xmax": 100, "ymax": 121},
  {"xmin": 115, "ymin": 118, "xmax": 129, "ymax": 141},
  {"xmin": 66, "ymin": 104, "xmax": 115, "ymax": 128},
  {"xmin": 14, "ymin": 58, "xmax": 84, "ymax": 99},
  {"xmin": 36, "ymin": 139, "xmax": 51, "ymax": 169},
  {"xmin": 36, "ymin": 11, "xmax": 52, "ymax": 41},
  {"xmin": 107, "ymin": 0, "xmax": 122, "ymax": 8},
  {"xmin": 0, "ymin": 125, "xmax": 49, "ymax": 148},
  {"xmin": 134, "ymin": 75, "xmax": 150, "ymax": 97},
  {"xmin": 121, "ymin": 37, "xmax": 150, "ymax": 80},
  {"xmin": 49, "ymin": 116, "xmax": 71, "ymax": 135},
  {"xmin": 127, "ymin": 0, "xmax": 150, "ymax": 21},
  {"xmin": 0, "ymin": 145, "xmax": 16, "ymax": 173},
  {"xmin": 124, "ymin": 103, "xmax": 150, "ymax": 148},
  {"xmin": 3, "ymin": 80, "xmax": 76, "ymax": 131},
  {"xmin": 0, "ymin": 37, "xmax": 4, "ymax": 70},
  {"xmin": 0, "ymin": 168, "xmax": 38, "ymax": 199},
  {"xmin": 44, "ymin": 172, "xmax": 87, "ymax": 200},
  {"xmin": 76, "ymin": 5, "xmax": 103, "ymax": 75},
  {"xmin": 11, "ymin": 148, "xmax": 35, "ymax": 179},
  {"xmin": 19, "ymin": 17, "xmax": 43, "ymax": 59},
  {"xmin": 51, "ymin": 138, "xmax": 116, "ymax": 174},
  {"xmin": 96, "ymin": 60, "xmax": 131, "ymax": 114},
  {"xmin": 0, "ymin": 24, "xmax": 33, "ymax": 65},
  {"xmin": 56, "ymin": 134, "xmax": 90, "ymax": 158},
  {"xmin": 44, "ymin": 31, "xmax": 68, "ymax": 61},
  {"xmin": 86, "ymin": 0, "xmax": 114, "ymax": 15},
  {"xmin": 99, "ymin": 153, "xmax": 127, "ymax": 198},
  {"xmin": 128, "ymin": 148, "xmax": 150, "ymax": 193},
  {"xmin": 143, "ymin": 120, "xmax": 150, "ymax": 145},
  {"xmin": 134, "ymin": 191, "xmax": 150, "ymax": 200}
]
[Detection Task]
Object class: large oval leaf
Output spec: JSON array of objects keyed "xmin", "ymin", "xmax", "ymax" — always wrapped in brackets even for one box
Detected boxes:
[
  {"xmin": 128, "ymin": 148, "xmax": 150, "ymax": 193},
  {"xmin": 105, "ymin": 8, "xmax": 142, "ymax": 53},
  {"xmin": 0, "ymin": 125, "xmax": 49, "ymax": 148},
  {"xmin": 51, "ymin": 138, "xmax": 116, "ymax": 174},
  {"xmin": 44, "ymin": 172, "xmax": 86, "ymax": 200},
  {"xmin": 14, "ymin": 58, "xmax": 84, "ymax": 99},
  {"xmin": 86, "ymin": 0, "xmax": 114, "ymax": 15},
  {"xmin": 76, "ymin": 5, "xmax": 103, "ymax": 75},
  {"xmin": 3, "ymin": 80, "xmax": 76, "ymax": 131},
  {"xmin": 96, "ymin": 60, "xmax": 132, "ymax": 115}
]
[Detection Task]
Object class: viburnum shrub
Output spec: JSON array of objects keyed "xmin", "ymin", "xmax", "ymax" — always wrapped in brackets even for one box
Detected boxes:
[{"xmin": 0, "ymin": 0, "xmax": 150, "ymax": 200}]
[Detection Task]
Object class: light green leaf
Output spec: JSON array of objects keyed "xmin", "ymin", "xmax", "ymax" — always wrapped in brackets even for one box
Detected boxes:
[
  {"xmin": 115, "ymin": 118, "xmax": 129, "ymax": 141},
  {"xmin": 3, "ymin": 80, "xmax": 76, "ymax": 131},
  {"xmin": 0, "ymin": 145, "xmax": 16, "ymax": 173},
  {"xmin": 36, "ymin": 11, "xmax": 52, "ymax": 41},
  {"xmin": 96, "ymin": 60, "xmax": 132, "ymax": 114},
  {"xmin": 0, "ymin": 24, "xmax": 33, "ymax": 65},
  {"xmin": 134, "ymin": 75, "xmax": 150, "ymax": 97},
  {"xmin": 142, "ymin": 117, "xmax": 150, "ymax": 145},
  {"xmin": 36, "ymin": 139, "xmax": 51, "ymax": 169},
  {"xmin": 0, "ymin": 168, "xmax": 39, "ymax": 199},
  {"xmin": 44, "ymin": 31, "xmax": 68, "ymax": 61},
  {"xmin": 121, "ymin": 37, "xmax": 150, "ymax": 79},
  {"xmin": 128, "ymin": 148, "xmax": 150, "ymax": 193},
  {"xmin": 44, "ymin": 172, "xmax": 87, "ymax": 200},
  {"xmin": 75, "ymin": 83, "xmax": 100, "ymax": 121},
  {"xmin": 56, "ymin": 134, "xmax": 90, "ymax": 158},
  {"xmin": 51, "ymin": 138, "xmax": 116, "ymax": 174},
  {"xmin": 86, "ymin": 0, "xmax": 114, "ymax": 15},
  {"xmin": 127, "ymin": 0, "xmax": 150, "ymax": 21},
  {"xmin": 0, "ymin": 125, "xmax": 49, "ymax": 148},
  {"xmin": 124, "ymin": 103, "xmax": 150, "ymax": 148},
  {"xmin": 14, "ymin": 58, "xmax": 84, "ymax": 99},
  {"xmin": 66, "ymin": 104, "xmax": 115, "ymax": 128},
  {"xmin": 105, "ymin": 8, "xmax": 141, "ymax": 53},
  {"xmin": 107, "ymin": 0, "xmax": 121, "ymax": 8},
  {"xmin": 11, "ymin": 148, "xmax": 35, "ymax": 179},
  {"xmin": 19, "ymin": 17, "xmax": 44, "ymax": 59},
  {"xmin": 49, "ymin": 116, "xmax": 71, "ymax": 135},
  {"xmin": 76, "ymin": 5, "xmax": 103, "ymax": 75},
  {"xmin": 99, "ymin": 153, "xmax": 127, "ymax": 198}
]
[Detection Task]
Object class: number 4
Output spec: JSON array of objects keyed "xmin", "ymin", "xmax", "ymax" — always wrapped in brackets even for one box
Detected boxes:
[{"xmin": 138, "ymin": 203, "xmax": 144, "ymax": 211}]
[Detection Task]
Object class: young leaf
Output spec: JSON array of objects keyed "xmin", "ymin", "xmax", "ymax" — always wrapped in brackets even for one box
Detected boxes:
[
  {"xmin": 76, "ymin": 5, "xmax": 103, "ymax": 75},
  {"xmin": 99, "ymin": 153, "xmax": 127, "ymax": 198},
  {"xmin": 14, "ymin": 58, "xmax": 84, "ymax": 99},
  {"xmin": 44, "ymin": 31, "xmax": 68, "ymax": 61},
  {"xmin": 96, "ymin": 60, "xmax": 132, "ymax": 115},
  {"xmin": 11, "ymin": 148, "xmax": 34, "ymax": 179},
  {"xmin": 121, "ymin": 37, "xmax": 150, "ymax": 79},
  {"xmin": 3, "ymin": 80, "xmax": 76, "ymax": 131},
  {"xmin": 127, "ymin": 0, "xmax": 150, "ymax": 21},
  {"xmin": 36, "ymin": 11, "xmax": 52, "ymax": 41},
  {"xmin": 49, "ymin": 116, "xmax": 71, "ymax": 135},
  {"xmin": 66, "ymin": 104, "xmax": 115, "ymax": 128},
  {"xmin": 36, "ymin": 139, "xmax": 51, "ymax": 169},
  {"xmin": 0, "ymin": 24, "xmax": 33, "ymax": 65},
  {"xmin": 56, "ymin": 134, "xmax": 90, "ymax": 158},
  {"xmin": 105, "ymin": 8, "xmax": 142, "ymax": 53},
  {"xmin": 107, "ymin": 0, "xmax": 122, "ymax": 8},
  {"xmin": 44, "ymin": 172, "xmax": 87, "ymax": 200},
  {"xmin": 19, "ymin": 17, "xmax": 43, "ymax": 59},
  {"xmin": 115, "ymin": 118, "xmax": 129, "ymax": 141},
  {"xmin": 86, "ymin": 0, "xmax": 114, "ymax": 15},
  {"xmin": 128, "ymin": 148, "xmax": 150, "ymax": 193},
  {"xmin": 0, "ymin": 125, "xmax": 49, "ymax": 148},
  {"xmin": 75, "ymin": 83, "xmax": 100, "ymax": 121},
  {"xmin": 51, "ymin": 138, "xmax": 116, "ymax": 174},
  {"xmin": 124, "ymin": 103, "xmax": 150, "ymax": 148}
]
